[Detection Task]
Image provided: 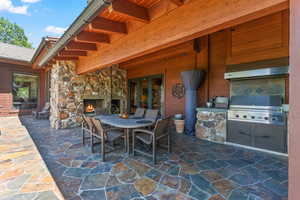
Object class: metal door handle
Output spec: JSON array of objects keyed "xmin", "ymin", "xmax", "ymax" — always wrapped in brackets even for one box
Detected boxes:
[
  {"xmin": 256, "ymin": 135, "xmax": 270, "ymax": 138},
  {"xmin": 238, "ymin": 131, "xmax": 250, "ymax": 136}
]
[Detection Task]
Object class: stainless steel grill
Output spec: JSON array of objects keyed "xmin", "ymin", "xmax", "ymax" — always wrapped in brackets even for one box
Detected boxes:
[{"xmin": 227, "ymin": 95, "xmax": 287, "ymax": 153}]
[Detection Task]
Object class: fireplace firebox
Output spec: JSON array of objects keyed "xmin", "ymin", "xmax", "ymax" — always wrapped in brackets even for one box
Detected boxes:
[
  {"xmin": 83, "ymin": 99, "xmax": 104, "ymax": 114},
  {"xmin": 111, "ymin": 99, "xmax": 121, "ymax": 114}
]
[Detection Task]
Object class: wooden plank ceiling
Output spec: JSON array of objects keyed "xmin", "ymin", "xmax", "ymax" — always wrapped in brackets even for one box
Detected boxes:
[
  {"xmin": 46, "ymin": 0, "xmax": 288, "ymax": 74},
  {"xmin": 46, "ymin": 0, "xmax": 179, "ymax": 66}
]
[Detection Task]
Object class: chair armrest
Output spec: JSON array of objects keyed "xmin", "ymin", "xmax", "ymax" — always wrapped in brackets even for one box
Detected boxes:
[{"xmin": 133, "ymin": 129, "xmax": 154, "ymax": 135}]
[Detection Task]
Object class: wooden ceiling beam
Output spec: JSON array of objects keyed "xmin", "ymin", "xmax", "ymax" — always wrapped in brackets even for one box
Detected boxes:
[
  {"xmin": 54, "ymin": 56, "xmax": 79, "ymax": 61},
  {"xmin": 60, "ymin": 50, "xmax": 88, "ymax": 57},
  {"xmin": 110, "ymin": 0, "xmax": 150, "ymax": 23},
  {"xmin": 169, "ymin": 0, "xmax": 185, "ymax": 6},
  {"xmin": 66, "ymin": 41, "xmax": 97, "ymax": 51},
  {"xmin": 76, "ymin": 31, "xmax": 110, "ymax": 44},
  {"xmin": 90, "ymin": 17, "xmax": 127, "ymax": 34}
]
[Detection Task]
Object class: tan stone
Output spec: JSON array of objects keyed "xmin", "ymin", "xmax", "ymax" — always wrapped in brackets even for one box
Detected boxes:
[
  {"xmin": 134, "ymin": 178, "xmax": 156, "ymax": 196},
  {"xmin": 195, "ymin": 125, "xmax": 208, "ymax": 140},
  {"xmin": 0, "ymin": 151, "xmax": 31, "ymax": 160},
  {"xmin": 59, "ymin": 112, "xmax": 69, "ymax": 120},
  {"xmin": 0, "ymin": 168, "xmax": 24, "ymax": 181},
  {"xmin": 112, "ymin": 162, "xmax": 129, "ymax": 174},
  {"xmin": 20, "ymin": 182, "xmax": 53, "ymax": 193}
]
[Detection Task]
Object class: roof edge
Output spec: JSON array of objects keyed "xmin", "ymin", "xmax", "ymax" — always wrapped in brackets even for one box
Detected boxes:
[
  {"xmin": 0, "ymin": 56, "xmax": 31, "ymax": 66},
  {"xmin": 31, "ymin": 37, "xmax": 47, "ymax": 64},
  {"xmin": 38, "ymin": 0, "xmax": 110, "ymax": 67}
]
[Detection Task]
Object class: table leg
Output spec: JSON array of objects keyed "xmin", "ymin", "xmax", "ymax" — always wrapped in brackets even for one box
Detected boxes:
[{"xmin": 126, "ymin": 128, "xmax": 130, "ymax": 155}]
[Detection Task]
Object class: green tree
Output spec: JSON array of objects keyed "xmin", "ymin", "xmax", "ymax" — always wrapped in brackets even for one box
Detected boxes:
[{"xmin": 0, "ymin": 17, "xmax": 32, "ymax": 48}]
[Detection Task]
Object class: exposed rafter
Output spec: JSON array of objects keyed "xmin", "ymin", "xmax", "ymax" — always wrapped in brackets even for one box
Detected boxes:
[
  {"xmin": 90, "ymin": 17, "xmax": 127, "ymax": 34},
  {"xmin": 170, "ymin": 0, "xmax": 185, "ymax": 6},
  {"xmin": 60, "ymin": 50, "xmax": 88, "ymax": 57},
  {"xmin": 66, "ymin": 41, "xmax": 97, "ymax": 51},
  {"xmin": 109, "ymin": 0, "xmax": 149, "ymax": 23},
  {"xmin": 54, "ymin": 56, "xmax": 79, "ymax": 61},
  {"xmin": 76, "ymin": 31, "xmax": 110, "ymax": 44}
]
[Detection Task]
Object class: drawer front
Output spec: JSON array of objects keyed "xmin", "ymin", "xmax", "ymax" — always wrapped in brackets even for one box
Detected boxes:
[
  {"xmin": 252, "ymin": 123, "xmax": 287, "ymax": 153},
  {"xmin": 227, "ymin": 120, "xmax": 253, "ymax": 146}
]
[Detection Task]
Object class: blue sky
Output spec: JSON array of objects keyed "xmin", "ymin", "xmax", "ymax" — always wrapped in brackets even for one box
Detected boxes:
[{"xmin": 0, "ymin": 0, "xmax": 87, "ymax": 47}]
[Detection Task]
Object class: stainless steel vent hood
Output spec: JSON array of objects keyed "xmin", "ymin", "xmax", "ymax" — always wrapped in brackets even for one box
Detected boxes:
[{"xmin": 224, "ymin": 66, "xmax": 289, "ymax": 80}]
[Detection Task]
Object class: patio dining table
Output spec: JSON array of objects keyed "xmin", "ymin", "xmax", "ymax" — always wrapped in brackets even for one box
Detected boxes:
[{"xmin": 94, "ymin": 115, "xmax": 155, "ymax": 155}]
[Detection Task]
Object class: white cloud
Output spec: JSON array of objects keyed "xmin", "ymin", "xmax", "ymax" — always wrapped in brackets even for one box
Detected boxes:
[
  {"xmin": 0, "ymin": 0, "xmax": 28, "ymax": 15},
  {"xmin": 44, "ymin": 26, "xmax": 67, "ymax": 35},
  {"xmin": 21, "ymin": 0, "xmax": 40, "ymax": 3}
]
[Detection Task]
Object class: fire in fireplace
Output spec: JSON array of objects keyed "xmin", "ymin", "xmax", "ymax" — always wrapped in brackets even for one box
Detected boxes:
[{"xmin": 83, "ymin": 99, "xmax": 104, "ymax": 114}]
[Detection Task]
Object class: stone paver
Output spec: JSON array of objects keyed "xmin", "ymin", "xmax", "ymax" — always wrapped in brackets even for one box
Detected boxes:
[
  {"xmin": 0, "ymin": 116, "xmax": 63, "ymax": 200},
  {"xmin": 17, "ymin": 116, "xmax": 288, "ymax": 200}
]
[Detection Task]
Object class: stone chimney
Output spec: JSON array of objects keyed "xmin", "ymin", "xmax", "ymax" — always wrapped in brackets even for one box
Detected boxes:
[{"xmin": 87, "ymin": 0, "xmax": 92, "ymax": 4}]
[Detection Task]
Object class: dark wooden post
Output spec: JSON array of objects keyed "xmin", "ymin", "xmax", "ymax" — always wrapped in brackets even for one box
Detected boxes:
[{"xmin": 289, "ymin": 0, "xmax": 300, "ymax": 199}]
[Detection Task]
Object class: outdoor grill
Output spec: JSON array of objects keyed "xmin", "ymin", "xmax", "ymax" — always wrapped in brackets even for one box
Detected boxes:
[{"xmin": 227, "ymin": 95, "xmax": 287, "ymax": 153}]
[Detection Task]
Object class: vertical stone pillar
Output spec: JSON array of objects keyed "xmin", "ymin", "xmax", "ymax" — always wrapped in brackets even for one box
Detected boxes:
[{"xmin": 49, "ymin": 61, "xmax": 84, "ymax": 129}]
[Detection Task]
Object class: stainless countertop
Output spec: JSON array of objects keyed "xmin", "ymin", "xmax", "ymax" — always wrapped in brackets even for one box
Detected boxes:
[{"xmin": 196, "ymin": 107, "xmax": 228, "ymax": 112}]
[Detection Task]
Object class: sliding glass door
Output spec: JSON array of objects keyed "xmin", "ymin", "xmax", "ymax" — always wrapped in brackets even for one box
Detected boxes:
[{"xmin": 128, "ymin": 74, "xmax": 164, "ymax": 115}]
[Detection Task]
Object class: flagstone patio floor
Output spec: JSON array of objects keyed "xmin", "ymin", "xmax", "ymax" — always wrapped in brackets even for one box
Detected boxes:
[{"xmin": 7, "ymin": 116, "xmax": 289, "ymax": 200}]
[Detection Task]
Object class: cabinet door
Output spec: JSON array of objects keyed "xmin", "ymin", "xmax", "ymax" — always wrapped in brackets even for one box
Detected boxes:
[
  {"xmin": 253, "ymin": 123, "xmax": 287, "ymax": 153},
  {"xmin": 227, "ymin": 121, "xmax": 253, "ymax": 146},
  {"xmin": 226, "ymin": 11, "xmax": 289, "ymax": 65}
]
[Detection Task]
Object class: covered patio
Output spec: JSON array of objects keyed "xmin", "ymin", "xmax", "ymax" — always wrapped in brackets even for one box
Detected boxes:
[
  {"xmin": 2, "ymin": 0, "xmax": 300, "ymax": 199},
  {"xmin": 19, "ymin": 116, "xmax": 287, "ymax": 200}
]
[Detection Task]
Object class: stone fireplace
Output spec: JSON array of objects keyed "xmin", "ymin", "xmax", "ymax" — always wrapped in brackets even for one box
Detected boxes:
[{"xmin": 49, "ymin": 61, "xmax": 127, "ymax": 129}]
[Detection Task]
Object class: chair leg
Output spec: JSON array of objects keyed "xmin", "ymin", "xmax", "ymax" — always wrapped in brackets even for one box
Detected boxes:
[
  {"xmin": 101, "ymin": 140, "xmax": 105, "ymax": 162},
  {"xmin": 168, "ymin": 134, "xmax": 171, "ymax": 153},
  {"xmin": 153, "ymin": 139, "xmax": 156, "ymax": 165},
  {"xmin": 124, "ymin": 130, "xmax": 127, "ymax": 153},
  {"xmin": 82, "ymin": 125, "xmax": 85, "ymax": 145},
  {"xmin": 132, "ymin": 132, "xmax": 135, "ymax": 156},
  {"xmin": 91, "ymin": 135, "xmax": 94, "ymax": 153}
]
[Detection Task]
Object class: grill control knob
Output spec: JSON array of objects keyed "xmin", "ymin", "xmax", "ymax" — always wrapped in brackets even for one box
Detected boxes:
[
  {"xmin": 243, "ymin": 115, "xmax": 247, "ymax": 119},
  {"xmin": 235, "ymin": 115, "xmax": 239, "ymax": 118},
  {"xmin": 251, "ymin": 116, "xmax": 255, "ymax": 119},
  {"xmin": 264, "ymin": 117, "xmax": 269, "ymax": 120}
]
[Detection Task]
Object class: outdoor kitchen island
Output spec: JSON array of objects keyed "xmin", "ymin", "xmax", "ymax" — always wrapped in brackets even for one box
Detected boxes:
[{"xmin": 195, "ymin": 108, "xmax": 227, "ymax": 143}]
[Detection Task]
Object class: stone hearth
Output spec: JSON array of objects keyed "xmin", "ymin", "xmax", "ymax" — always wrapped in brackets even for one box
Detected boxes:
[{"xmin": 49, "ymin": 61, "xmax": 127, "ymax": 129}]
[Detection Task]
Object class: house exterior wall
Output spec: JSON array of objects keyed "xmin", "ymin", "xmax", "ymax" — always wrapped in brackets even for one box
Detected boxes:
[
  {"xmin": 120, "ymin": 33, "xmax": 229, "ymax": 117},
  {"xmin": 49, "ymin": 61, "xmax": 127, "ymax": 129},
  {"xmin": 0, "ymin": 61, "xmax": 46, "ymax": 116}
]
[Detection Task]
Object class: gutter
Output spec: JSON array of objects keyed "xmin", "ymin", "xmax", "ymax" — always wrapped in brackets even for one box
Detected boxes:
[
  {"xmin": 31, "ymin": 37, "xmax": 47, "ymax": 64},
  {"xmin": 38, "ymin": 0, "xmax": 111, "ymax": 67}
]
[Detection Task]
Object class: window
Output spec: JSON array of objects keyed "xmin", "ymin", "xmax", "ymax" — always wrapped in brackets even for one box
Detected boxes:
[
  {"xmin": 12, "ymin": 73, "xmax": 39, "ymax": 109},
  {"xmin": 128, "ymin": 75, "xmax": 164, "ymax": 115}
]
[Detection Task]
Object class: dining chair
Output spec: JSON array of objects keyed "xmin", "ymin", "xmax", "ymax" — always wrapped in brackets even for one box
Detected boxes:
[
  {"xmin": 81, "ymin": 115, "xmax": 94, "ymax": 145},
  {"xmin": 132, "ymin": 117, "xmax": 171, "ymax": 164},
  {"xmin": 145, "ymin": 109, "xmax": 159, "ymax": 121},
  {"xmin": 134, "ymin": 108, "xmax": 145, "ymax": 118},
  {"xmin": 32, "ymin": 102, "xmax": 50, "ymax": 119},
  {"xmin": 90, "ymin": 118, "xmax": 124, "ymax": 162}
]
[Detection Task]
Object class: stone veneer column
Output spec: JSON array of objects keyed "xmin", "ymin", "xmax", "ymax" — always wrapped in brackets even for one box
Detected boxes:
[
  {"xmin": 49, "ymin": 61, "xmax": 127, "ymax": 129},
  {"xmin": 49, "ymin": 61, "xmax": 83, "ymax": 129}
]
